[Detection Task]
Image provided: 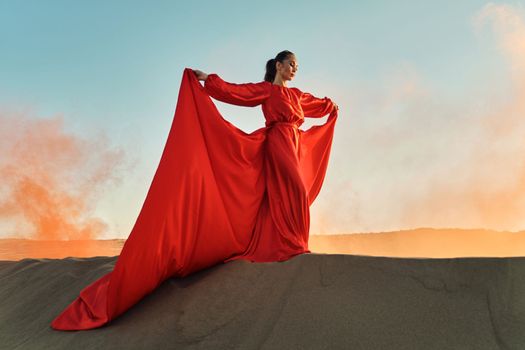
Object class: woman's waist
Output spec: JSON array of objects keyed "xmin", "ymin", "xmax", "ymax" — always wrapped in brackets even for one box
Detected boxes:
[{"xmin": 265, "ymin": 120, "xmax": 300, "ymax": 128}]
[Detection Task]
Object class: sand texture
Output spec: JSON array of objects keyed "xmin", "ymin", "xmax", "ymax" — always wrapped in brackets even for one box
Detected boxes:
[{"xmin": 1, "ymin": 253, "xmax": 524, "ymax": 349}]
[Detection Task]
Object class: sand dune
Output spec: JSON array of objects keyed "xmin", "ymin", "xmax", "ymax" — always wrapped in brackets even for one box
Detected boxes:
[
  {"xmin": 309, "ymin": 228, "xmax": 525, "ymax": 258},
  {"xmin": 0, "ymin": 228, "xmax": 523, "ymax": 261},
  {"xmin": 0, "ymin": 252, "xmax": 524, "ymax": 349},
  {"xmin": 1, "ymin": 228, "xmax": 524, "ymax": 348},
  {"xmin": 0, "ymin": 238, "xmax": 125, "ymax": 261}
]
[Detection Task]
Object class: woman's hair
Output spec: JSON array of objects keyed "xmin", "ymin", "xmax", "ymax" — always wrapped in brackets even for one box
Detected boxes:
[{"xmin": 264, "ymin": 50, "xmax": 295, "ymax": 83}]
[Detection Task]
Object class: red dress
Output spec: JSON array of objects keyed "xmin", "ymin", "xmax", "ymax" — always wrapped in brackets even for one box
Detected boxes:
[{"xmin": 50, "ymin": 67, "xmax": 338, "ymax": 330}]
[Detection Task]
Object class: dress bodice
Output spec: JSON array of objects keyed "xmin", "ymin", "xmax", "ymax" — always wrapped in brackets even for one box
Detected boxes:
[
  {"xmin": 262, "ymin": 84, "xmax": 305, "ymax": 127},
  {"xmin": 203, "ymin": 73, "xmax": 335, "ymax": 129}
]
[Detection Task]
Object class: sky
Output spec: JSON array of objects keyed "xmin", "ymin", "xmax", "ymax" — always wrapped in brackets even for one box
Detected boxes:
[{"xmin": 1, "ymin": 0, "xmax": 525, "ymax": 239}]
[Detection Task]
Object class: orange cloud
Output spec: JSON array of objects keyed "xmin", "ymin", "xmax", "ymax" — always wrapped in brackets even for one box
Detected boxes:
[
  {"xmin": 313, "ymin": 3, "xmax": 525, "ymax": 234},
  {"xmin": 0, "ymin": 108, "xmax": 128, "ymax": 240}
]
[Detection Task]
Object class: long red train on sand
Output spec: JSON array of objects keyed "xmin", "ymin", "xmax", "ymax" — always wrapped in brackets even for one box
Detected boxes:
[{"xmin": 51, "ymin": 67, "xmax": 338, "ymax": 330}]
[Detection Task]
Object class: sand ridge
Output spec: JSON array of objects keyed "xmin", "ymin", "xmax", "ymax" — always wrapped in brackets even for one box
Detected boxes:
[{"xmin": 1, "ymin": 253, "xmax": 524, "ymax": 349}]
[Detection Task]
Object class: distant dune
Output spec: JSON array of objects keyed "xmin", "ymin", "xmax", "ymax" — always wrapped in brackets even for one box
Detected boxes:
[
  {"xmin": 0, "ymin": 228, "xmax": 523, "ymax": 261},
  {"xmin": 309, "ymin": 227, "xmax": 525, "ymax": 258},
  {"xmin": 0, "ymin": 238, "xmax": 125, "ymax": 261},
  {"xmin": 0, "ymin": 253, "xmax": 524, "ymax": 349}
]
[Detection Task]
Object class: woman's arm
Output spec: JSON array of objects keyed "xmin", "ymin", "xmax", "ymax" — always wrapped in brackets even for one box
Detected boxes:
[
  {"xmin": 201, "ymin": 72, "xmax": 272, "ymax": 107},
  {"xmin": 300, "ymin": 91, "xmax": 338, "ymax": 118}
]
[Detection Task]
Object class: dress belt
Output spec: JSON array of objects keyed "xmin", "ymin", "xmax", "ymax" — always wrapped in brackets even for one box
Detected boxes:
[{"xmin": 266, "ymin": 121, "xmax": 299, "ymax": 129}]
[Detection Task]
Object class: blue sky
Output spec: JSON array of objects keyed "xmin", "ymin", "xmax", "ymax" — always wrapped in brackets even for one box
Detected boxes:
[{"xmin": 1, "ymin": 0, "xmax": 525, "ymax": 238}]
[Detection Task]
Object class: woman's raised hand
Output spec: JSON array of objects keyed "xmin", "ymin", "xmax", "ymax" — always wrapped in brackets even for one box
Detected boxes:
[{"xmin": 193, "ymin": 69, "xmax": 208, "ymax": 81}]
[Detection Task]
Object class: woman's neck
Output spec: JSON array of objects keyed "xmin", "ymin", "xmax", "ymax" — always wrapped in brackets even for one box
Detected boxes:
[{"xmin": 272, "ymin": 77, "xmax": 287, "ymax": 87}]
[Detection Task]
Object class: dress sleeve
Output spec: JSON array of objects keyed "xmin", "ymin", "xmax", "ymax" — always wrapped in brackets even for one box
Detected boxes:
[
  {"xmin": 204, "ymin": 73, "xmax": 272, "ymax": 107},
  {"xmin": 300, "ymin": 91, "xmax": 336, "ymax": 118}
]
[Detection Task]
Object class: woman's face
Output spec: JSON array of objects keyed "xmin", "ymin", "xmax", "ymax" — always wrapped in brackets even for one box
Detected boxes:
[{"xmin": 277, "ymin": 55, "xmax": 298, "ymax": 81}]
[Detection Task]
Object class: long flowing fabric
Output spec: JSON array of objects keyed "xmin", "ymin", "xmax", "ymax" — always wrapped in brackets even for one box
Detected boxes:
[{"xmin": 51, "ymin": 68, "xmax": 338, "ymax": 330}]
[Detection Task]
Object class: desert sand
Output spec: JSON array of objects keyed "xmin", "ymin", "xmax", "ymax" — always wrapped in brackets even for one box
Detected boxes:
[
  {"xmin": 0, "ymin": 228, "xmax": 524, "ymax": 260},
  {"xmin": 309, "ymin": 228, "xmax": 525, "ymax": 258},
  {"xmin": 0, "ymin": 251, "xmax": 524, "ymax": 348}
]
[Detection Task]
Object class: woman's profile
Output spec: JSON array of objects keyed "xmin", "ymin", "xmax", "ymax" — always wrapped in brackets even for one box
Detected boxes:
[{"xmin": 51, "ymin": 50, "xmax": 339, "ymax": 330}]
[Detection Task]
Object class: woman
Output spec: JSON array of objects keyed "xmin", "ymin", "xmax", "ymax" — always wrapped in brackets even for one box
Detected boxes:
[
  {"xmin": 194, "ymin": 50, "xmax": 338, "ymax": 262},
  {"xmin": 51, "ymin": 50, "xmax": 339, "ymax": 330}
]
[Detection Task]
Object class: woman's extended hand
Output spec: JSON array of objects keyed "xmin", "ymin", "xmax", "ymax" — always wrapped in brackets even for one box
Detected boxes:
[{"xmin": 193, "ymin": 69, "xmax": 208, "ymax": 81}]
